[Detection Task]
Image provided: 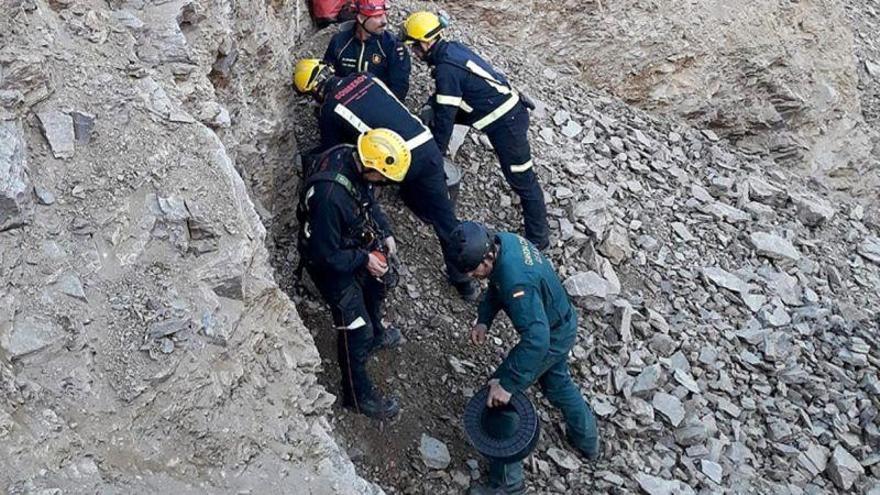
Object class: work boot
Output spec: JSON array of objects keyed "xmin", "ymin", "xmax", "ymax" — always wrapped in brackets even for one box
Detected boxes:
[
  {"xmin": 571, "ymin": 434, "xmax": 603, "ymax": 463},
  {"xmin": 344, "ymin": 394, "xmax": 400, "ymax": 420},
  {"xmin": 454, "ymin": 280, "xmax": 481, "ymax": 303},
  {"xmin": 369, "ymin": 325, "xmax": 402, "ymax": 355},
  {"xmin": 468, "ymin": 481, "xmax": 526, "ymax": 495}
]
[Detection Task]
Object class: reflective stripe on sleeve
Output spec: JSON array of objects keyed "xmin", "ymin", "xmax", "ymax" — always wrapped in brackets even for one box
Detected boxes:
[
  {"xmin": 509, "ymin": 160, "xmax": 533, "ymax": 173},
  {"xmin": 333, "ymin": 104, "xmax": 372, "ymax": 133},
  {"xmin": 405, "ymin": 129, "xmax": 433, "ymax": 150}
]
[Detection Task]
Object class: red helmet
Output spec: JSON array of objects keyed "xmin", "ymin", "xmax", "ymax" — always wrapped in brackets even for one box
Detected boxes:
[{"xmin": 355, "ymin": 0, "xmax": 387, "ymax": 17}]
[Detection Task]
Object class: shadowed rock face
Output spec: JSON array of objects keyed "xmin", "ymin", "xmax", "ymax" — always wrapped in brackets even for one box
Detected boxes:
[
  {"xmin": 0, "ymin": 1, "xmax": 379, "ymax": 493},
  {"xmin": 439, "ymin": 0, "xmax": 878, "ymax": 194}
]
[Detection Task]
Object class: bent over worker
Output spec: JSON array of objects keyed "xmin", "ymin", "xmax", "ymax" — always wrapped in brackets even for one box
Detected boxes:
[
  {"xmin": 298, "ymin": 128, "xmax": 413, "ymax": 420},
  {"xmin": 450, "ymin": 222, "xmax": 600, "ymax": 494},
  {"xmin": 323, "ymin": 0, "xmax": 411, "ymax": 100},
  {"xmin": 293, "ymin": 59, "xmax": 481, "ymax": 301},
  {"xmin": 402, "ymin": 12, "xmax": 550, "ymax": 250}
]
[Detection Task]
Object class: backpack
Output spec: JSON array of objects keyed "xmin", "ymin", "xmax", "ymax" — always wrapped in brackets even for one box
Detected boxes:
[{"xmin": 293, "ymin": 145, "xmax": 381, "ymax": 293}]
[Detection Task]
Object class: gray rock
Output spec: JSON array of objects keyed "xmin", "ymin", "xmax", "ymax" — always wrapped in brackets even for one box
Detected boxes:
[
  {"xmin": 701, "ymin": 459, "xmax": 723, "ymax": 483},
  {"xmin": 1, "ymin": 120, "xmax": 32, "ymax": 231},
  {"xmin": 553, "ymin": 110, "xmax": 570, "ymax": 126},
  {"xmin": 701, "ymin": 129, "xmax": 720, "ymax": 141},
  {"xmin": 701, "ymin": 201, "xmax": 751, "ymax": 223},
  {"xmin": 33, "ymin": 186, "xmax": 55, "ymax": 205},
  {"xmin": 865, "ymin": 60, "xmax": 880, "ymax": 79},
  {"xmin": 826, "ymin": 445, "xmax": 864, "ymax": 490},
  {"xmin": 671, "ymin": 222, "xmax": 696, "ymax": 242},
  {"xmin": 561, "ymin": 119, "xmax": 583, "ymax": 138},
  {"xmin": 600, "ymin": 225, "xmax": 632, "ymax": 264},
  {"xmin": 37, "ymin": 110, "xmax": 76, "ymax": 159},
  {"xmin": 652, "ymin": 392, "xmax": 685, "ymax": 427},
  {"xmin": 71, "ymin": 111, "xmax": 96, "ymax": 144},
  {"xmin": 612, "ymin": 299, "xmax": 634, "ymax": 342},
  {"xmin": 546, "ymin": 447, "xmax": 581, "ymax": 471},
  {"xmin": 749, "ymin": 232, "xmax": 801, "ymax": 262},
  {"xmin": 56, "ymin": 273, "xmax": 87, "ymax": 302},
  {"xmin": 790, "ymin": 193, "xmax": 835, "ymax": 227},
  {"xmin": 572, "ymin": 199, "xmax": 608, "ymax": 238},
  {"xmin": 747, "ymin": 176, "xmax": 787, "ymax": 206},
  {"xmin": 675, "ymin": 422, "xmax": 708, "ymax": 447},
  {"xmin": 702, "ymin": 267, "xmax": 748, "ymax": 293},
  {"xmin": 674, "ymin": 369, "xmax": 700, "ymax": 394},
  {"xmin": 564, "ymin": 271, "xmax": 609, "ymax": 306},
  {"xmin": 858, "ymin": 236, "xmax": 880, "ymax": 265},
  {"xmin": 635, "ymin": 473, "xmax": 696, "ymax": 495},
  {"xmin": 797, "ymin": 443, "xmax": 829, "ymax": 477},
  {"xmin": 632, "ymin": 364, "xmax": 662, "ymax": 395},
  {"xmin": 2, "ymin": 313, "xmax": 63, "ymax": 359},
  {"xmin": 649, "ymin": 333, "xmax": 677, "ymax": 357},
  {"xmin": 419, "ymin": 434, "xmax": 451, "ymax": 470}
]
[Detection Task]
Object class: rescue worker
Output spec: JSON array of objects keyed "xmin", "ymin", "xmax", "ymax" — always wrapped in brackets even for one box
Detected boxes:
[
  {"xmin": 299, "ymin": 128, "xmax": 413, "ymax": 420},
  {"xmin": 323, "ymin": 0, "xmax": 411, "ymax": 101},
  {"xmin": 293, "ymin": 59, "xmax": 480, "ymax": 300},
  {"xmin": 450, "ymin": 221, "xmax": 600, "ymax": 494},
  {"xmin": 402, "ymin": 12, "xmax": 550, "ymax": 250}
]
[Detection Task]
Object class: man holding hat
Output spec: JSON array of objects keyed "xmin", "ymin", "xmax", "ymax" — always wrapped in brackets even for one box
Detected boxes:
[{"xmin": 450, "ymin": 221, "xmax": 601, "ymax": 494}]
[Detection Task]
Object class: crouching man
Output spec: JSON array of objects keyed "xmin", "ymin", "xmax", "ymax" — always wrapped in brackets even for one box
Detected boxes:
[{"xmin": 449, "ymin": 222, "xmax": 601, "ymax": 494}]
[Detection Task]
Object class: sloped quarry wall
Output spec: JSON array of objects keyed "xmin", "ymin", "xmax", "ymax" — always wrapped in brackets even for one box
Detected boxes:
[{"xmin": 0, "ymin": 0, "xmax": 379, "ymax": 493}]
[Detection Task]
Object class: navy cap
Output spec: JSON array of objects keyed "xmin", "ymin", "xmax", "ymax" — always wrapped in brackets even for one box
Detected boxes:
[{"xmin": 450, "ymin": 221, "xmax": 492, "ymax": 273}]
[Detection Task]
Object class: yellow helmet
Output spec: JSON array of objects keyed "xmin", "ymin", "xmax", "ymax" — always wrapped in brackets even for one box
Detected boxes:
[
  {"xmin": 293, "ymin": 59, "xmax": 331, "ymax": 93},
  {"xmin": 357, "ymin": 129, "xmax": 411, "ymax": 182},
  {"xmin": 401, "ymin": 11, "xmax": 444, "ymax": 44}
]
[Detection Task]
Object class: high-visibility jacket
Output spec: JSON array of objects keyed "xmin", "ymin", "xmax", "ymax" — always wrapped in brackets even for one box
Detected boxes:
[{"xmin": 425, "ymin": 40, "xmax": 521, "ymax": 153}]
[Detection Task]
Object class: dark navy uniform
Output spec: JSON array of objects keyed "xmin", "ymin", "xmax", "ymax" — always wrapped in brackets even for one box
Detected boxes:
[
  {"xmin": 477, "ymin": 232, "xmax": 598, "ymax": 488},
  {"xmin": 317, "ymin": 72, "xmax": 470, "ymax": 285},
  {"xmin": 323, "ymin": 23, "xmax": 411, "ymax": 101},
  {"xmin": 425, "ymin": 40, "xmax": 549, "ymax": 249},
  {"xmin": 300, "ymin": 145, "xmax": 392, "ymax": 406}
]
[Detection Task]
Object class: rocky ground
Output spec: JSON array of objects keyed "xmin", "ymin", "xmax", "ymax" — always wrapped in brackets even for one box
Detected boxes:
[
  {"xmin": 2, "ymin": 0, "xmax": 879, "ymax": 494},
  {"xmin": 438, "ymin": 0, "xmax": 880, "ymax": 199},
  {"xmin": 1, "ymin": 0, "xmax": 378, "ymax": 493},
  {"xmin": 270, "ymin": 3, "xmax": 880, "ymax": 494}
]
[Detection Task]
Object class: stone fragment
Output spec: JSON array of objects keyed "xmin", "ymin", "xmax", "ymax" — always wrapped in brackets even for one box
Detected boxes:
[
  {"xmin": 701, "ymin": 129, "xmax": 720, "ymax": 141},
  {"xmin": 561, "ymin": 119, "xmax": 583, "ymax": 138},
  {"xmin": 826, "ymin": 445, "xmax": 864, "ymax": 490},
  {"xmin": 600, "ymin": 225, "xmax": 632, "ymax": 264},
  {"xmin": 671, "ymin": 222, "xmax": 696, "ymax": 242},
  {"xmin": 553, "ymin": 110, "xmax": 570, "ymax": 126},
  {"xmin": 33, "ymin": 186, "xmax": 55, "ymax": 205},
  {"xmin": 572, "ymin": 199, "xmax": 608, "ymax": 238},
  {"xmin": 747, "ymin": 176, "xmax": 786, "ymax": 206},
  {"xmin": 419, "ymin": 434, "xmax": 451, "ymax": 470},
  {"xmin": 701, "ymin": 201, "xmax": 751, "ymax": 223},
  {"xmin": 1, "ymin": 120, "xmax": 32, "ymax": 231},
  {"xmin": 56, "ymin": 272, "xmax": 87, "ymax": 302},
  {"xmin": 649, "ymin": 333, "xmax": 676, "ymax": 357},
  {"xmin": 632, "ymin": 364, "xmax": 662, "ymax": 395},
  {"xmin": 797, "ymin": 443, "xmax": 829, "ymax": 477},
  {"xmin": 702, "ymin": 267, "xmax": 748, "ymax": 293},
  {"xmin": 652, "ymin": 392, "xmax": 685, "ymax": 427},
  {"xmin": 790, "ymin": 193, "xmax": 835, "ymax": 227},
  {"xmin": 749, "ymin": 232, "xmax": 800, "ymax": 262},
  {"xmin": 70, "ymin": 111, "xmax": 96, "ymax": 144},
  {"xmin": 865, "ymin": 60, "xmax": 880, "ymax": 78},
  {"xmin": 701, "ymin": 459, "xmax": 723, "ymax": 483},
  {"xmin": 675, "ymin": 422, "xmax": 708, "ymax": 447},
  {"xmin": 2, "ymin": 313, "xmax": 63, "ymax": 359},
  {"xmin": 635, "ymin": 473, "xmax": 696, "ymax": 495},
  {"xmin": 612, "ymin": 299, "xmax": 633, "ymax": 342},
  {"xmin": 674, "ymin": 369, "xmax": 700, "ymax": 394},
  {"xmin": 37, "ymin": 110, "xmax": 75, "ymax": 159},
  {"xmin": 546, "ymin": 447, "xmax": 581, "ymax": 471},
  {"xmin": 564, "ymin": 271, "xmax": 609, "ymax": 309},
  {"xmin": 858, "ymin": 237, "xmax": 880, "ymax": 265}
]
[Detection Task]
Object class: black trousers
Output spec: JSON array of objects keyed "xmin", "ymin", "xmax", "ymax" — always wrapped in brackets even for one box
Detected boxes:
[
  {"xmin": 401, "ymin": 151, "xmax": 468, "ymax": 284},
  {"xmin": 484, "ymin": 104, "xmax": 550, "ymax": 249},
  {"xmin": 311, "ymin": 269, "xmax": 387, "ymax": 406}
]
